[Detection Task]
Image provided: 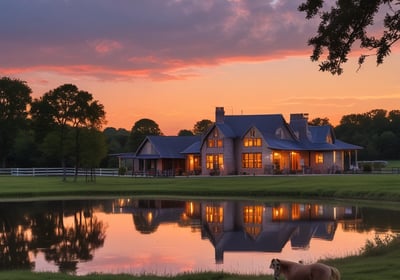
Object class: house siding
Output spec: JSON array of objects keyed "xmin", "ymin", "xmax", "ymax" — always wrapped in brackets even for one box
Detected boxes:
[
  {"xmin": 223, "ymin": 137, "xmax": 235, "ymax": 175},
  {"xmin": 118, "ymin": 107, "xmax": 361, "ymax": 176}
]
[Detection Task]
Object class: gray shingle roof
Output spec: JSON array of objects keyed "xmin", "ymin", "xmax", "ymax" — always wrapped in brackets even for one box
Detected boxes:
[
  {"xmin": 136, "ymin": 136, "xmax": 201, "ymax": 159},
  {"xmin": 120, "ymin": 113, "xmax": 362, "ymax": 161},
  {"xmin": 208, "ymin": 114, "xmax": 362, "ymax": 151}
]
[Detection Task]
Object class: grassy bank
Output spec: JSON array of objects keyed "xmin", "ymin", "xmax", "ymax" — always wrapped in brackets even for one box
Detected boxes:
[{"xmin": 0, "ymin": 174, "xmax": 400, "ymax": 202}]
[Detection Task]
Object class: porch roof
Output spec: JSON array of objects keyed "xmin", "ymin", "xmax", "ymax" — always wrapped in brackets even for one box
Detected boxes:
[
  {"xmin": 180, "ymin": 140, "xmax": 201, "ymax": 154},
  {"xmin": 136, "ymin": 135, "xmax": 202, "ymax": 159},
  {"xmin": 134, "ymin": 154, "xmax": 161, "ymax": 159}
]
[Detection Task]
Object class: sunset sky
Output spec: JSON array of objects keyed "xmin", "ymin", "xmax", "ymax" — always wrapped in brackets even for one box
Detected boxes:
[{"xmin": 1, "ymin": 0, "xmax": 399, "ymax": 135}]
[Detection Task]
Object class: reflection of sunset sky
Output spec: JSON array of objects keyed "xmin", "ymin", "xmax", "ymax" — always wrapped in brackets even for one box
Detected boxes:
[
  {"xmin": 2, "ymin": 1, "xmax": 399, "ymax": 135},
  {"xmin": 74, "ymin": 213, "xmax": 215, "ymax": 275},
  {"xmin": 32, "ymin": 211, "xmax": 394, "ymax": 276}
]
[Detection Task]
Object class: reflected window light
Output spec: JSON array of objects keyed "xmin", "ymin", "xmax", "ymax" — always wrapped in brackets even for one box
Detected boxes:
[
  {"xmin": 147, "ymin": 212, "xmax": 153, "ymax": 224},
  {"xmin": 206, "ymin": 206, "xmax": 224, "ymax": 223}
]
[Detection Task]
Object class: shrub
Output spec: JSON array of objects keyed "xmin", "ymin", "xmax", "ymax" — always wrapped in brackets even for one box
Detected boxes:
[{"xmin": 360, "ymin": 234, "xmax": 400, "ymax": 256}]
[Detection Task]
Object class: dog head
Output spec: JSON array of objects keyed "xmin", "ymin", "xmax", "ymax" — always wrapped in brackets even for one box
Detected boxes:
[
  {"xmin": 270, "ymin": 258, "xmax": 281, "ymax": 279},
  {"xmin": 270, "ymin": 258, "xmax": 280, "ymax": 269}
]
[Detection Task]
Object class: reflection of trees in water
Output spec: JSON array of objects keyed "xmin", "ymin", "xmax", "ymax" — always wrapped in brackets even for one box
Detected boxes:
[
  {"xmin": 0, "ymin": 204, "xmax": 34, "ymax": 270},
  {"xmin": 0, "ymin": 225, "xmax": 34, "ymax": 270},
  {"xmin": 351, "ymin": 208, "xmax": 400, "ymax": 233},
  {"xmin": 43, "ymin": 211, "xmax": 106, "ymax": 274},
  {"xmin": 0, "ymin": 201, "xmax": 107, "ymax": 274}
]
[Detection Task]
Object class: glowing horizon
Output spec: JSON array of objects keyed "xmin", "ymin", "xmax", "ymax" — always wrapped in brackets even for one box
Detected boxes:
[{"xmin": 1, "ymin": 0, "xmax": 399, "ymax": 135}]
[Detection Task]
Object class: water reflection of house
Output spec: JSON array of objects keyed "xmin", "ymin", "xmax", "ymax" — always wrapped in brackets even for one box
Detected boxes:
[
  {"xmin": 336, "ymin": 206, "xmax": 363, "ymax": 231},
  {"xmin": 112, "ymin": 199, "xmax": 186, "ymax": 234},
  {"xmin": 110, "ymin": 199, "xmax": 362, "ymax": 263},
  {"xmin": 198, "ymin": 201, "xmax": 360, "ymax": 263}
]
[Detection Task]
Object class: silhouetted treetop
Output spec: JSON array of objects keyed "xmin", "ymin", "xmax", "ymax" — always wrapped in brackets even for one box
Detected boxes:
[{"xmin": 299, "ymin": 0, "xmax": 400, "ymax": 74}]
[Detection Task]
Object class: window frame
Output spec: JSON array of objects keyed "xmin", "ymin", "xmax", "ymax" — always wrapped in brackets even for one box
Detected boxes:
[{"xmin": 242, "ymin": 152, "xmax": 262, "ymax": 168}]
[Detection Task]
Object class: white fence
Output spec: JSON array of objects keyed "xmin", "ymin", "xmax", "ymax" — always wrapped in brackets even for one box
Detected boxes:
[{"xmin": 0, "ymin": 168, "xmax": 119, "ymax": 177}]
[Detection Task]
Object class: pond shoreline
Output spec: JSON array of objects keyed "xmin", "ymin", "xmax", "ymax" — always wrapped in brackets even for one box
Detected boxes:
[{"xmin": 1, "ymin": 175, "xmax": 400, "ymax": 279}]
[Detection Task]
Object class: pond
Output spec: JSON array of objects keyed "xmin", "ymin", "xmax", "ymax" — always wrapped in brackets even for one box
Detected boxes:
[{"xmin": 0, "ymin": 198, "xmax": 399, "ymax": 276}]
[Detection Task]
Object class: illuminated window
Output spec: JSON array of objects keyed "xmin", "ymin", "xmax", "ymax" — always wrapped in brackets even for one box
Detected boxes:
[
  {"xmin": 243, "ymin": 138, "xmax": 262, "ymax": 147},
  {"xmin": 188, "ymin": 155, "xmax": 201, "ymax": 171},
  {"xmin": 243, "ymin": 129, "xmax": 262, "ymax": 147},
  {"xmin": 243, "ymin": 205, "xmax": 263, "ymax": 239},
  {"xmin": 242, "ymin": 153, "xmax": 262, "ymax": 168},
  {"xmin": 206, "ymin": 206, "xmax": 224, "ymax": 223},
  {"xmin": 207, "ymin": 139, "xmax": 223, "ymax": 148},
  {"xmin": 243, "ymin": 206, "xmax": 263, "ymax": 224},
  {"xmin": 326, "ymin": 134, "xmax": 333, "ymax": 144},
  {"xmin": 206, "ymin": 154, "xmax": 224, "ymax": 170},
  {"xmin": 315, "ymin": 153, "xmax": 324, "ymax": 164},
  {"xmin": 272, "ymin": 206, "xmax": 289, "ymax": 221},
  {"xmin": 207, "ymin": 129, "xmax": 223, "ymax": 148},
  {"xmin": 291, "ymin": 204, "xmax": 301, "ymax": 220}
]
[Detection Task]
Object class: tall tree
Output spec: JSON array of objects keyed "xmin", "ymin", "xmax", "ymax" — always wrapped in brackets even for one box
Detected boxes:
[
  {"xmin": 31, "ymin": 84, "xmax": 106, "ymax": 180},
  {"xmin": 178, "ymin": 129, "xmax": 194, "ymax": 136},
  {"xmin": 103, "ymin": 127, "xmax": 130, "ymax": 167},
  {"xmin": 308, "ymin": 117, "xmax": 331, "ymax": 126},
  {"xmin": 334, "ymin": 109, "xmax": 400, "ymax": 159},
  {"xmin": 79, "ymin": 129, "xmax": 108, "ymax": 181},
  {"xmin": 103, "ymin": 127, "xmax": 130, "ymax": 153},
  {"xmin": 299, "ymin": 0, "xmax": 400, "ymax": 74},
  {"xmin": 128, "ymin": 118, "xmax": 163, "ymax": 152},
  {"xmin": 0, "ymin": 77, "xmax": 32, "ymax": 167},
  {"xmin": 193, "ymin": 119, "xmax": 212, "ymax": 135},
  {"xmin": 388, "ymin": 110, "xmax": 400, "ymax": 134}
]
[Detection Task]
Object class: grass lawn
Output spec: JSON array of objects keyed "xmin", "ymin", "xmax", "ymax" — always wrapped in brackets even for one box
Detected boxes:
[
  {"xmin": 0, "ymin": 174, "xmax": 400, "ymax": 203},
  {"xmin": 0, "ymin": 174, "xmax": 400, "ymax": 279}
]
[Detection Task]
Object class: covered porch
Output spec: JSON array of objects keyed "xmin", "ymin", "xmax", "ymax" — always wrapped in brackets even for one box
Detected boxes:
[{"xmin": 270, "ymin": 149, "xmax": 359, "ymax": 174}]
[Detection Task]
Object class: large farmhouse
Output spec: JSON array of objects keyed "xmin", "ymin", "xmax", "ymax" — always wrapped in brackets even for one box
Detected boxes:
[
  {"xmin": 202, "ymin": 107, "xmax": 362, "ymax": 175},
  {"xmin": 118, "ymin": 107, "xmax": 362, "ymax": 176}
]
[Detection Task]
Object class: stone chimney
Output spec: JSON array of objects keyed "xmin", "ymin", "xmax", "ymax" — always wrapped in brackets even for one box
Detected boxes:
[
  {"xmin": 290, "ymin": 113, "xmax": 310, "ymax": 140},
  {"xmin": 215, "ymin": 107, "xmax": 225, "ymax": 123},
  {"xmin": 290, "ymin": 113, "xmax": 309, "ymax": 122}
]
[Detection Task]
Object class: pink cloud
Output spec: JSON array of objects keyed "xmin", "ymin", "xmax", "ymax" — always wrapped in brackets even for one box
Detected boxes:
[
  {"xmin": 1, "ymin": 0, "xmax": 391, "ymax": 81},
  {"xmin": 89, "ymin": 39, "xmax": 123, "ymax": 54}
]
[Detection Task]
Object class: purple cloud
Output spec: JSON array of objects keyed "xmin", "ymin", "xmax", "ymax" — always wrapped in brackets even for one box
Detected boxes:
[{"xmin": 0, "ymin": 0, "xmax": 317, "ymax": 80}]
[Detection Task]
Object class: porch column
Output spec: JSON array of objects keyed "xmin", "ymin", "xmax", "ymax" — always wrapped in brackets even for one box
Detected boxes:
[
  {"xmin": 348, "ymin": 151, "xmax": 351, "ymax": 170},
  {"xmin": 355, "ymin": 150, "xmax": 358, "ymax": 168}
]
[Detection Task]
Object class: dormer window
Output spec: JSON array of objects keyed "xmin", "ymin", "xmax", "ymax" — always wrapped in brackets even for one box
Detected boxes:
[
  {"xmin": 243, "ymin": 129, "xmax": 262, "ymax": 147},
  {"xmin": 276, "ymin": 128, "xmax": 286, "ymax": 139},
  {"xmin": 207, "ymin": 128, "xmax": 223, "ymax": 148},
  {"xmin": 213, "ymin": 130, "xmax": 219, "ymax": 138}
]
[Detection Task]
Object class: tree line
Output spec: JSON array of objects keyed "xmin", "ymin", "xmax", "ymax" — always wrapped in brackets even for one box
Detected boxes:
[
  {"xmin": 1, "ymin": 76, "xmax": 399, "ymax": 171},
  {"xmin": 0, "ymin": 77, "xmax": 213, "ymax": 170}
]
